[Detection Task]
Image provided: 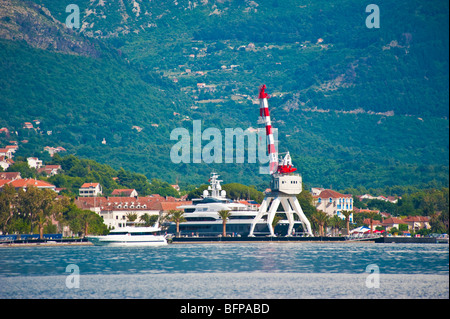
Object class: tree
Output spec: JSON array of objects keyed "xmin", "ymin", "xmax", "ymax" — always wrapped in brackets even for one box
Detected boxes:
[
  {"xmin": 341, "ymin": 210, "xmax": 353, "ymax": 235},
  {"xmin": 272, "ymin": 215, "xmax": 283, "ymax": 235},
  {"xmin": 0, "ymin": 184, "xmax": 16, "ymax": 233},
  {"xmin": 328, "ymin": 215, "xmax": 343, "ymax": 236},
  {"xmin": 218, "ymin": 209, "xmax": 231, "ymax": 237},
  {"xmin": 367, "ymin": 211, "xmax": 378, "ymax": 234},
  {"xmin": 16, "ymin": 186, "xmax": 61, "ymax": 239},
  {"xmin": 126, "ymin": 213, "xmax": 138, "ymax": 223},
  {"xmin": 312, "ymin": 210, "xmax": 328, "ymax": 236},
  {"xmin": 140, "ymin": 213, "xmax": 159, "ymax": 227},
  {"xmin": 168, "ymin": 209, "xmax": 186, "ymax": 237}
]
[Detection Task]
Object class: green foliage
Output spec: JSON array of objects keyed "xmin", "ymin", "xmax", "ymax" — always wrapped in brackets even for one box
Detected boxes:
[
  {"xmin": 6, "ymin": 162, "xmax": 37, "ymax": 178},
  {"xmin": 357, "ymin": 187, "xmax": 449, "ymax": 218},
  {"xmin": 0, "ymin": 185, "xmax": 108, "ymax": 237},
  {"xmin": 0, "ymin": 0, "xmax": 448, "ymax": 193}
]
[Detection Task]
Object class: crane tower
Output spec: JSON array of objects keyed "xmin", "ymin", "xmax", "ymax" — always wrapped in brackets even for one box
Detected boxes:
[{"xmin": 249, "ymin": 85, "xmax": 313, "ymax": 237}]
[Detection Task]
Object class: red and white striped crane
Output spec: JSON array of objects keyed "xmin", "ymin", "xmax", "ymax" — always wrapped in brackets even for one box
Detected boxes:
[{"xmin": 258, "ymin": 84, "xmax": 297, "ymax": 175}]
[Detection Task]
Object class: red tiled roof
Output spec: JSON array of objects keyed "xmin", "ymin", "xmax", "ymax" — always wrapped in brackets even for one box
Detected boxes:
[
  {"xmin": 363, "ymin": 218, "xmax": 382, "ymax": 225},
  {"xmin": 74, "ymin": 196, "xmax": 192, "ymax": 212},
  {"xmin": 80, "ymin": 182, "xmax": 99, "ymax": 188},
  {"xmin": 403, "ymin": 216, "xmax": 430, "ymax": 222},
  {"xmin": 159, "ymin": 201, "xmax": 192, "ymax": 211},
  {"xmin": 315, "ymin": 189, "xmax": 352, "ymax": 199},
  {"xmin": 111, "ymin": 189, "xmax": 136, "ymax": 196},
  {"xmin": 8, "ymin": 178, "xmax": 55, "ymax": 188},
  {"xmin": 382, "ymin": 217, "xmax": 406, "ymax": 225},
  {"xmin": 0, "ymin": 172, "xmax": 21, "ymax": 180},
  {"xmin": 0, "ymin": 179, "xmax": 10, "ymax": 187}
]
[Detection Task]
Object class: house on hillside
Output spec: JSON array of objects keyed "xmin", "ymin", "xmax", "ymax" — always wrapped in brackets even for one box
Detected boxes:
[
  {"xmin": 23, "ymin": 122, "xmax": 33, "ymax": 129},
  {"xmin": 44, "ymin": 146, "xmax": 67, "ymax": 157},
  {"xmin": 0, "ymin": 172, "xmax": 22, "ymax": 181},
  {"xmin": 4, "ymin": 178, "xmax": 56, "ymax": 192},
  {"xmin": 37, "ymin": 165, "xmax": 62, "ymax": 176},
  {"xmin": 0, "ymin": 148, "xmax": 13, "ymax": 159},
  {"xmin": 0, "ymin": 156, "xmax": 14, "ymax": 171},
  {"xmin": 111, "ymin": 189, "xmax": 138, "ymax": 197},
  {"xmin": 5, "ymin": 145, "xmax": 18, "ymax": 154},
  {"xmin": 79, "ymin": 183, "xmax": 103, "ymax": 197},
  {"xmin": 312, "ymin": 188, "xmax": 354, "ymax": 222},
  {"xmin": 27, "ymin": 157, "xmax": 43, "ymax": 169}
]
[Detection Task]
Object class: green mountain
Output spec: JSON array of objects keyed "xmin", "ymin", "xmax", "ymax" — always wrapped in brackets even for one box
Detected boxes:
[{"xmin": 0, "ymin": 0, "xmax": 448, "ymax": 191}]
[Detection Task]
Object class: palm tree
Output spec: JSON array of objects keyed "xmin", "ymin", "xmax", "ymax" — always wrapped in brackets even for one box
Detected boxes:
[
  {"xmin": 168, "ymin": 210, "xmax": 186, "ymax": 237},
  {"xmin": 341, "ymin": 210, "xmax": 353, "ymax": 235},
  {"xmin": 312, "ymin": 210, "xmax": 328, "ymax": 236},
  {"xmin": 140, "ymin": 213, "xmax": 159, "ymax": 227},
  {"xmin": 367, "ymin": 211, "xmax": 378, "ymax": 234},
  {"xmin": 329, "ymin": 215, "xmax": 342, "ymax": 236},
  {"xmin": 126, "ymin": 213, "xmax": 138, "ymax": 224},
  {"xmin": 218, "ymin": 210, "xmax": 231, "ymax": 237},
  {"xmin": 272, "ymin": 215, "xmax": 283, "ymax": 235}
]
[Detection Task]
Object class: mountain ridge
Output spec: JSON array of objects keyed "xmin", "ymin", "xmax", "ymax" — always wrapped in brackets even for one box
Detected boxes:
[{"xmin": 0, "ymin": 0, "xmax": 448, "ymax": 190}]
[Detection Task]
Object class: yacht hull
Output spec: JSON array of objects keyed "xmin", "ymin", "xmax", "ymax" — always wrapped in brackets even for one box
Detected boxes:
[{"xmin": 87, "ymin": 235, "xmax": 167, "ymax": 246}]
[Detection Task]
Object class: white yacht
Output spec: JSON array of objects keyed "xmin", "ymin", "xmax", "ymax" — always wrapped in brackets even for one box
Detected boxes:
[
  {"xmin": 86, "ymin": 225, "xmax": 167, "ymax": 246},
  {"xmin": 166, "ymin": 173, "xmax": 306, "ymax": 237}
]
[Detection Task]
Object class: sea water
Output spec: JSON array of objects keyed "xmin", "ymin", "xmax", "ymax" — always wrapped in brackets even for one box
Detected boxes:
[{"xmin": 0, "ymin": 243, "xmax": 448, "ymax": 299}]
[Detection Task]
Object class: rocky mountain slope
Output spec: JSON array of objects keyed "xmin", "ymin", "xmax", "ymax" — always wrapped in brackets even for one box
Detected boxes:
[{"xmin": 0, "ymin": 0, "xmax": 448, "ymax": 190}]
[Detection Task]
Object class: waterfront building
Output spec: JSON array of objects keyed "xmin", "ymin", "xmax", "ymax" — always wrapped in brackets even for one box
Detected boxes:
[
  {"xmin": 381, "ymin": 217, "xmax": 407, "ymax": 231},
  {"xmin": 403, "ymin": 216, "xmax": 431, "ymax": 232},
  {"xmin": 312, "ymin": 188, "xmax": 354, "ymax": 221},
  {"xmin": 75, "ymin": 195, "xmax": 192, "ymax": 229}
]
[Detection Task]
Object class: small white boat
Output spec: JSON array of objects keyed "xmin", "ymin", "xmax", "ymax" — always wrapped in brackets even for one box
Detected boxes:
[{"xmin": 86, "ymin": 226, "xmax": 167, "ymax": 246}]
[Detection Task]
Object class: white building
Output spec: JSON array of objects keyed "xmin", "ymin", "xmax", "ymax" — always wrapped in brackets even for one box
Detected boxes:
[
  {"xmin": 27, "ymin": 157, "xmax": 43, "ymax": 169},
  {"xmin": 75, "ymin": 196, "xmax": 192, "ymax": 229},
  {"xmin": 79, "ymin": 183, "xmax": 103, "ymax": 197},
  {"xmin": 312, "ymin": 188, "xmax": 354, "ymax": 222},
  {"xmin": 0, "ymin": 156, "xmax": 14, "ymax": 171}
]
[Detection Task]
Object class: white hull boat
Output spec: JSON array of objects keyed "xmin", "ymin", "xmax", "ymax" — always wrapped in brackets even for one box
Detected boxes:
[{"xmin": 87, "ymin": 226, "xmax": 167, "ymax": 246}]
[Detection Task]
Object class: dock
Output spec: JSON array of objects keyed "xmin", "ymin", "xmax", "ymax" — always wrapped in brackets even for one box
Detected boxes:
[{"xmin": 171, "ymin": 236, "xmax": 446, "ymax": 244}]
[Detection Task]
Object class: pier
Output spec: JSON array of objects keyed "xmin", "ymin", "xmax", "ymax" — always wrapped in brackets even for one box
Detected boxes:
[{"xmin": 171, "ymin": 236, "xmax": 445, "ymax": 244}]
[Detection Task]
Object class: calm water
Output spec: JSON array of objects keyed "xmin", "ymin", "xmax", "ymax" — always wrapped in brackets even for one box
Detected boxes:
[{"xmin": 0, "ymin": 243, "xmax": 448, "ymax": 298}]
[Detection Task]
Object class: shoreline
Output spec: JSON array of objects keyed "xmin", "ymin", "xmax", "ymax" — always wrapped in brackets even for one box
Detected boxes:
[
  {"xmin": 1, "ymin": 236, "xmax": 445, "ymax": 247},
  {"xmin": 0, "ymin": 241, "xmax": 93, "ymax": 247}
]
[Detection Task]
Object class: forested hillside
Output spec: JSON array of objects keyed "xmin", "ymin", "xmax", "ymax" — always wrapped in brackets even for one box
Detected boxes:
[{"xmin": 0, "ymin": 0, "xmax": 448, "ymax": 190}]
